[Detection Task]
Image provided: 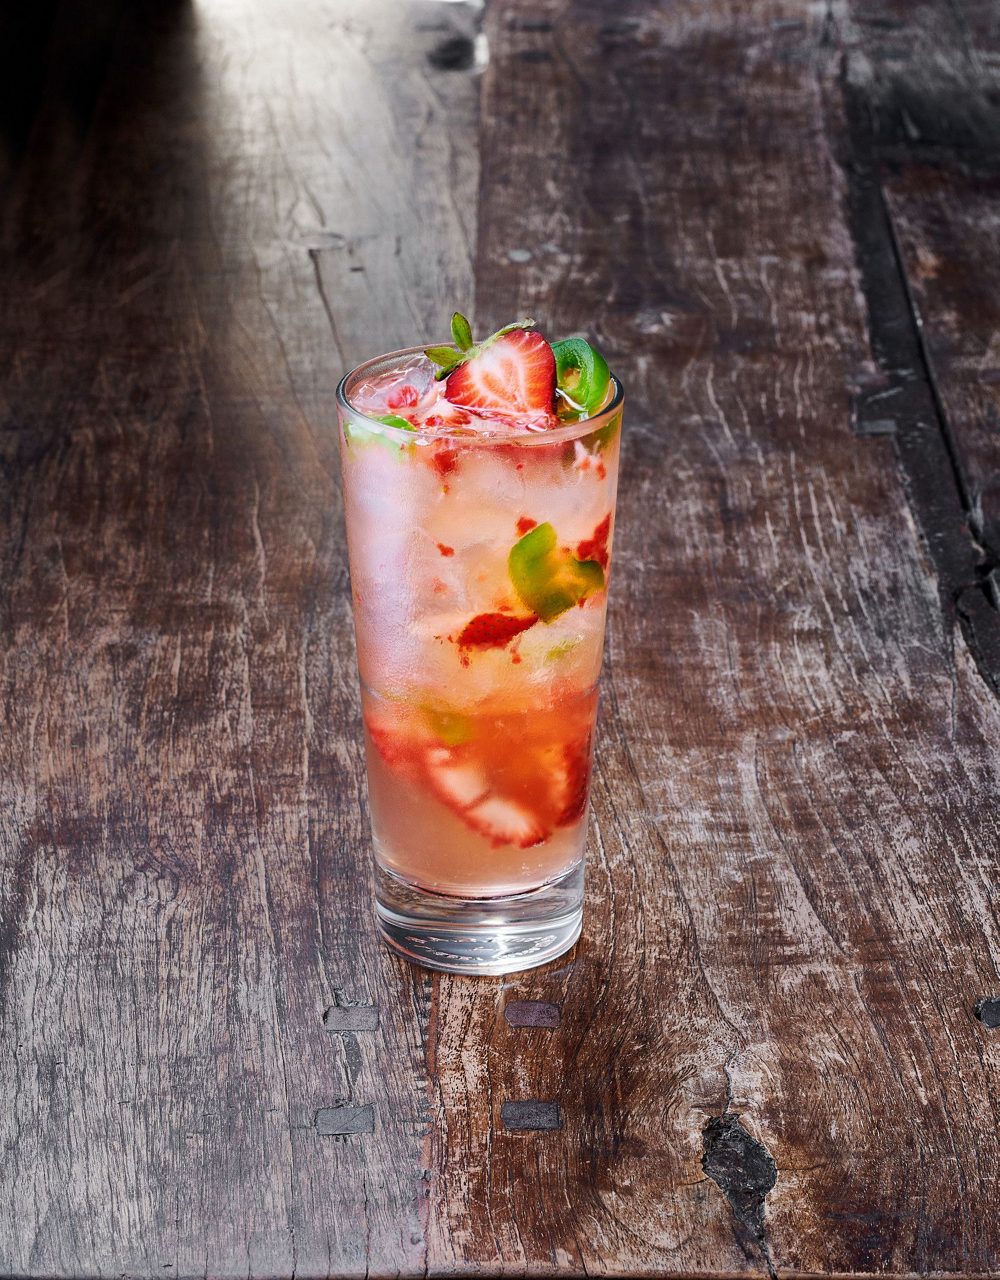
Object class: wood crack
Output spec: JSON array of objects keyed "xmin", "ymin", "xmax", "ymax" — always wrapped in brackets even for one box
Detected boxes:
[{"xmin": 836, "ymin": 58, "xmax": 1000, "ymax": 699}]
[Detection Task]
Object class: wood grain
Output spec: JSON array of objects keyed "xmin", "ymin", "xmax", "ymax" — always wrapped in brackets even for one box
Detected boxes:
[
  {"xmin": 450, "ymin": 0, "xmax": 1000, "ymax": 1271},
  {"xmin": 1, "ymin": 0, "xmax": 999, "ymax": 1276},
  {"xmin": 1, "ymin": 1, "xmax": 473, "ymax": 1275}
]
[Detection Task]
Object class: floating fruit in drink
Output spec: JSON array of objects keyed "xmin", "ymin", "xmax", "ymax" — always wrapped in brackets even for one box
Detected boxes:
[{"xmin": 338, "ymin": 313, "xmax": 623, "ymax": 969}]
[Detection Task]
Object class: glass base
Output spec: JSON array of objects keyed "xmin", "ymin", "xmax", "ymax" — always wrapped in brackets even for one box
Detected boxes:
[{"xmin": 374, "ymin": 861, "xmax": 584, "ymax": 975}]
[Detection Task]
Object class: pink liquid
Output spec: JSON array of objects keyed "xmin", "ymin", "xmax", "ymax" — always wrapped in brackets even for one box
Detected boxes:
[
  {"xmin": 340, "ymin": 352, "xmax": 621, "ymax": 899},
  {"xmin": 363, "ymin": 685, "xmax": 598, "ymax": 896}
]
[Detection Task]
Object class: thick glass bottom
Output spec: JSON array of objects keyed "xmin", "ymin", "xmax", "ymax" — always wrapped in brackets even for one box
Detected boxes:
[{"xmin": 374, "ymin": 861, "xmax": 584, "ymax": 975}]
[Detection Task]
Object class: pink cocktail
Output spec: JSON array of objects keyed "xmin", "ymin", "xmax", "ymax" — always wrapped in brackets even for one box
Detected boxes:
[{"xmin": 337, "ymin": 317, "xmax": 622, "ymax": 973}]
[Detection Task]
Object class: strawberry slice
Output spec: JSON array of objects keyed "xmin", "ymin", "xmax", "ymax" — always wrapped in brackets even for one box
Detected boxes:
[
  {"xmin": 536, "ymin": 736, "xmax": 592, "ymax": 827},
  {"xmin": 445, "ymin": 329, "xmax": 556, "ymax": 415},
  {"xmin": 365, "ymin": 721, "xmax": 407, "ymax": 766},
  {"xmin": 421, "ymin": 402, "xmax": 472, "ymax": 430},
  {"xmin": 554, "ymin": 740, "xmax": 591, "ymax": 826},
  {"xmin": 424, "ymin": 747, "xmax": 490, "ymax": 810},
  {"xmin": 430, "ymin": 446, "xmax": 459, "ymax": 478},
  {"xmin": 576, "ymin": 513, "xmax": 612, "ymax": 571},
  {"xmin": 386, "ymin": 383, "xmax": 420, "ymax": 410},
  {"xmin": 364, "ymin": 720, "xmax": 422, "ymax": 784},
  {"xmin": 463, "ymin": 795, "xmax": 548, "ymax": 849},
  {"xmin": 423, "ymin": 745, "xmax": 548, "ymax": 847}
]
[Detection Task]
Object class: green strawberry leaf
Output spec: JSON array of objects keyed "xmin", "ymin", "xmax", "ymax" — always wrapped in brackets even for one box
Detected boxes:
[
  {"xmin": 427, "ymin": 315, "xmax": 540, "ymax": 383},
  {"xmin": 496, "ymin": 317, "xmax": 536, "ymax": 336},
  {"xmin": 450, "ymin": 312, "xmax": 474, "ymax": 351},
  {"xmin": 425, "ymin": 344, "xmax": 461, "ymax": 368},
  {"xmin": 509, "ymin": 522, "xmax": 605, "ymax": 623}
]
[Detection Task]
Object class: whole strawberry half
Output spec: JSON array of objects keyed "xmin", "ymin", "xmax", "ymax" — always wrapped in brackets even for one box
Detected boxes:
[
  {"xmin": 426, "ymin": 315, "xmax": 557, "ymax": 416},
  {"xmin": 445, "ymin": 328, "xmax": 556, "ymax": 415}
]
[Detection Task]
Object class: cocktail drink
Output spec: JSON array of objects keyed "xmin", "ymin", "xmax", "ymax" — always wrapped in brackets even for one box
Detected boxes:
[{"xmin": 337, "ymin": 315, "xmax": 622, "ymax": 974}]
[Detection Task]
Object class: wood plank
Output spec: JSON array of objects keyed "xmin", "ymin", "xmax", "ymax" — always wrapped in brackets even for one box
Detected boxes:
[
  {"xmin": 1, "ymin": 0, "xmax": 999, "ymax": 1276},
  {"xmin": 833, "ymin": 0, "xmax": 1000, "ymax": 697},
  {"xmin": 885, "ymin": 161, "xmax": 1000, "ymax": 569},
  {"xmin": 468, "ymin": 0, "xmax": 1000, "ymax": 1274},
  {"xmin": 0, "ymin": 0, "xmax": 478, "ymax": 1275}
]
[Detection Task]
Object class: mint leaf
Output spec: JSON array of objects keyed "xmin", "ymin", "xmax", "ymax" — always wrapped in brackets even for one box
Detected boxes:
[{"xmin": 450, "ymin": 312, "xmax": 474, "ymax": 351}]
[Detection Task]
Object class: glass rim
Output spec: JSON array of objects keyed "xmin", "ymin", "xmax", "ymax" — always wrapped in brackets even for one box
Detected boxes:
[{"xmin": 336, "ymin": 342, "xmax": 624, "ymax": 448}]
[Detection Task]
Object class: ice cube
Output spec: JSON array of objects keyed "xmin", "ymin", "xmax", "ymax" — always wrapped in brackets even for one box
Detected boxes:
[{"xmin": 350, "ymin": 354, "xmax": 438, "ymax": 417}]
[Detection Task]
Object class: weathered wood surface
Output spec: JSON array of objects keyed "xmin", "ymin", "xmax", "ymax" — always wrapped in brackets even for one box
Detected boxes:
[
  {"xmin": 1, "ymin": 0, "xmax": 999, "ymax": 1276},
  {"xmin": 840, "ymin": 0, "xmax": 1000, "ymax": 695}
]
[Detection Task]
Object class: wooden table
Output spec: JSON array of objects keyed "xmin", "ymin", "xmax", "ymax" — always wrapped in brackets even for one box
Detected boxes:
[{"xmin": 2, "ymin": 0, "xmax": 999, "ymax": 1275}]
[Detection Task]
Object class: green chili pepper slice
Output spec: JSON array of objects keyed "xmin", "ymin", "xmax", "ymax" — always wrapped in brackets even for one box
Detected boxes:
[{"xmin": 550, "ymin": 337, "xmax": 611, "ymax": 416}]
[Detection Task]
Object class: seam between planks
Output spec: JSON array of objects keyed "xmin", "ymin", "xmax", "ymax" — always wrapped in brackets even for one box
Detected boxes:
[{"xmin": 835, "ymin": 57, "xmax": 1000, "ymax": 700}]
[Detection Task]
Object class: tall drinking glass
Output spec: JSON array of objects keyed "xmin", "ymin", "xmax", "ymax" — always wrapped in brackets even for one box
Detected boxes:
[{"xmin": 337, "ymin": 345, "xmax": 623, "ymax": 974}]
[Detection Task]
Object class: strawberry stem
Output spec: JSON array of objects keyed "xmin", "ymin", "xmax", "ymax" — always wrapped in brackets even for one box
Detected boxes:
[{"xmin": 425, "ymin": 317, "xmax": 541, "ymax": 382}]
